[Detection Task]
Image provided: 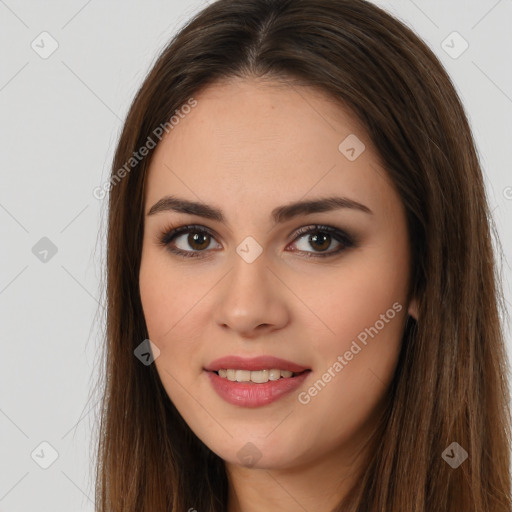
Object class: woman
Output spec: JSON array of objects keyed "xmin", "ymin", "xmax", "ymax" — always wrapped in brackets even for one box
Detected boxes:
[{"xmin": 94, "ymin": 0, "xmax": 512, "ymax": 510}]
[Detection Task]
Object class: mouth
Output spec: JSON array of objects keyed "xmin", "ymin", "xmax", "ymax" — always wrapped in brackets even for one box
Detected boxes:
[
  {"xmin": 211, "ymin": 368, "xmax": 310, "ymax": 384},
  {"xmin": 205, "ymin": 368, "xmax": 311, "ymax": 407},
  {"xmin": 203, "ymin": 355, "xmax": 312, "ymax": 407}
]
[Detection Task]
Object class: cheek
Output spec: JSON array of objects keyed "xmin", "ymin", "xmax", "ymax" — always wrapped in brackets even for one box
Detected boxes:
[
  {"xmin": 306, "ymin": 251, "xmax": 408, "ymax": 352},
  {"xmin": 309, "ymin": 281, "xmax": 405, "ymax": 406},
  {"xmin": 139, "ymin": 248, "xmax": 213, "ymax": 382},
  {"xmin": 294, "ymin": 250, "xmax": 408, "ymax": 435},
  {"xmin": 139, "ymin": 258, "xmax": 172, "ymax": 341},
  {"xmin": 139, "ymin": 252, "xmax": 197, "ymax": 404},
  {"xmin": 139, "ymin": 248, "xmax": 195, "ymax": 341}
]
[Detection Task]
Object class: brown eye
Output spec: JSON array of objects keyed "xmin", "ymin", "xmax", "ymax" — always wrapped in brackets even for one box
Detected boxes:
[
  {"xmin": 290, "ymin": 225, "xmax": 355, "ymax": 258},
  {"xmin": 159, "ymin": 224, "xmax": 355, "ymax": 259},
  {"xmin": 307, "ymin": 232, "xmax": 331, "ymax": 252},
  {"xmin": 185, "ymin": 231, "xmax": 211, "ymax": 251},
  {"xmin": 159, "ymin": 225, "xmax": 220, "ymax": 258}
]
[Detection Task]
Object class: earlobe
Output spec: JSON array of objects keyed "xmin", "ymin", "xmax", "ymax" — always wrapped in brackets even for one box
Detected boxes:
[{"xmin": 407, "ymin": 297, "xmax": 419, "ymax": 320}]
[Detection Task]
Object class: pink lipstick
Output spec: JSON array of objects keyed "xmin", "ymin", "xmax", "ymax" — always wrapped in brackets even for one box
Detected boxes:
[{"xmin": 204, "ymin": 355, "xmax": 311, "ymax": 408}]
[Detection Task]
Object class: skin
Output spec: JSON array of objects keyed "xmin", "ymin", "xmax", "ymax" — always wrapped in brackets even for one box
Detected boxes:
[{"xmin": 139, "ymin": 77, "xmax": 418, "ymax": 512}]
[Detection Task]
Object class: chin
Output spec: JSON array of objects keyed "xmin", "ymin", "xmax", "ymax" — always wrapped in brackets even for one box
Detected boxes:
[{"xmin": 206, "ymin": 435, "xmax": 305, "ymax": 470}]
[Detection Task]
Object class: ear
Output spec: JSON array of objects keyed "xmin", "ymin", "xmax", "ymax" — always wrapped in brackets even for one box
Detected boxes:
[{"xmin": 407, "ymin": 296, "xmax": 419, "ymax": 320}]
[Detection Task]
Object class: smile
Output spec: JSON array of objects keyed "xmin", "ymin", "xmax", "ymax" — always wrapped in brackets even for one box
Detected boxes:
[
  {"xmin": 205, "ymin": 370, "xmax": 311, "ymax": 407},
  {"xmin": 204, "ymin": 355, "xmax": 311, "ymax": 407},
  {"xmin": 215, "ymin": 368, "xmax": 301, "ymax": 383}
]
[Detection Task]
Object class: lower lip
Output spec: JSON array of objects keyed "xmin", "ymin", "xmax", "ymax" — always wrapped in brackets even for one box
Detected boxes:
[{"xmin": 205, "ymin": 370, "xmax": 311, "ymax": 408}]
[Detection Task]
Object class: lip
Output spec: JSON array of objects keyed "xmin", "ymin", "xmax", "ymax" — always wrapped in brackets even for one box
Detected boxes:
[
  {"xmin": 205, "ymin": 369, "xmax": 311, "ymax": 408},
  {"xmin": 204, "ymin": 355, "xmax": 309, "ymax": 373}
]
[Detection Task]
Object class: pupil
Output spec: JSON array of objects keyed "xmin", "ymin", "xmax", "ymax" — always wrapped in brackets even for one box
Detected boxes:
[
  {"xmin": 311, "ymin": 233, "xmax": 330, "ymax": 251},
  {"xmin": 190, "ymin": 232, "xmax": 209, "ymax": 250}
]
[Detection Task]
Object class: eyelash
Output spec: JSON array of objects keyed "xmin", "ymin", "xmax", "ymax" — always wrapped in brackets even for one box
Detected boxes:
[{"xmin": 157, "ymin": 223, "xmax": 356, "ymax": 260}]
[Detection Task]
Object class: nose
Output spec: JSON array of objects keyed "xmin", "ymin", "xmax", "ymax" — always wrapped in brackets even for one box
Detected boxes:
[{"xmin": 214, "ymin": 250, "xmax": 290, "ymax": 338}]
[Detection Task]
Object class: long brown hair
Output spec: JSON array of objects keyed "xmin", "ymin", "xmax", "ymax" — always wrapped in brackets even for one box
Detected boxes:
[{"xmin": 94, "ymin": 0, "xmax": 512, "ymax": 510}]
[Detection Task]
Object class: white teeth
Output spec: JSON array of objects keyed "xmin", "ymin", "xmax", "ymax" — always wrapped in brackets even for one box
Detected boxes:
[
  {"xmin": 235, "ymin": 370, "xmax": 251, "ymax": 382},
  {"xmin": 216, "ymin": 368, "xmax": 298, "ymax": 383},
  {"xmin": 251, "ymin": 369, "xmax": 269, "ymax": 383},
  {"xmin": 269, "ymin": 369, "xmax": 281, "ymax": 381}
]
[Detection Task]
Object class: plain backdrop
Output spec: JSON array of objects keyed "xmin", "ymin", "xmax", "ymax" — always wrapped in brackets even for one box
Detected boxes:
[{"xmin": 0, "ymin": 0, "xmax": 511, "ymax": 510}]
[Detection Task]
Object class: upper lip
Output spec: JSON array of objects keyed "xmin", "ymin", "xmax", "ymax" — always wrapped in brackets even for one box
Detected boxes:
[{"xmin": 204, "ymin": 355, "xmax": 310, "ymax": 373}]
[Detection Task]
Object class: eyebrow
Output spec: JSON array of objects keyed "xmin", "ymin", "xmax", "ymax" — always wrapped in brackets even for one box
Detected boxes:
[{"xmin": 147, "ymin": 194, "xmax": 373, "ymax": 224}]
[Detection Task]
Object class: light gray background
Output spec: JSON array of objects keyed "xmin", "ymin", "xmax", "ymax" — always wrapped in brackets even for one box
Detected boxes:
[{"xmin": 0, "ymin": 1, "xmax": 511, "ymax": 510}]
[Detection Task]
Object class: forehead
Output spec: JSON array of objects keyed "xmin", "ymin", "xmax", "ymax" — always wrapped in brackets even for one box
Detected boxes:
[{"xmin": 144, "ymin": 77, "xmax": 395, "ymax": 220}]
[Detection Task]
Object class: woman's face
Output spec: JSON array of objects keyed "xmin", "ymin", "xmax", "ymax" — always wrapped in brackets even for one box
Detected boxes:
[{"xmin": 139, "ymin": 77, "xmax": 417, "ymax": 471}]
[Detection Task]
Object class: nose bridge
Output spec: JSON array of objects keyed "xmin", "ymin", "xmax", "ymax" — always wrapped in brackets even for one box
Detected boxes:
[
  {"xmin": 214, "ymin": 240, "xmax": 288, "ymax": 334},
  {"xmin": 226, "ymin": 242, "xmax": 272, "ymax": 309}
]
